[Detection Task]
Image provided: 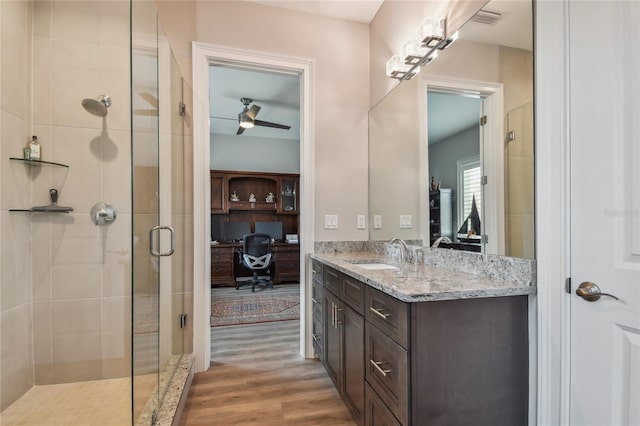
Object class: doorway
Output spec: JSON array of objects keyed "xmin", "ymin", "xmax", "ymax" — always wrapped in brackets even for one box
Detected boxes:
[
  {"xmin": 422, "ymin": 78, "xmax": 505, "ymax": 256},
  {"xmin": 191, "ymin": 43, "xmax": 314, "ymax": 372}
]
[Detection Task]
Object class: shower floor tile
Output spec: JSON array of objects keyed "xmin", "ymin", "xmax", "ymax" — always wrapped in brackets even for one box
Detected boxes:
[{"xmin": 0, "ymin": 377, "xmax": 138, "ymax": 426}]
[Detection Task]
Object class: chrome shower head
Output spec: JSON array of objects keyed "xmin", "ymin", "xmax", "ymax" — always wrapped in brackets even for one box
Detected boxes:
[{"xmin": 82, "ymin": 95, "xmax": 112, "ymax": 117}]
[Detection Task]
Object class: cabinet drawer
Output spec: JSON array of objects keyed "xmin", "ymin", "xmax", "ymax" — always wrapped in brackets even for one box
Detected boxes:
[
  {"xmin": 365, "ymin": 324, "xmax": 409, "ymax": 426},
  {"xmin": 276, "ymin": 259, "xmax": 299, "ymax": 271},
  {"xmin": 342, "ymin": 274, "xmax": 365, "ymax": 316},
  {"xmin": 365, "ymin": 383, "xmax": 401, "ymax": 426},
  {"xmin": 324, "ymin": 267, "xmax": 340, "ymax": 294},
  {"xmin": 366, "ymin": 287, "xmax": 409, "ymax": 349},
  {"xmin": 276, "ymin": 251, "xmax": 299, "ymax": 261},
  {"xmin": 211, "ymin": 248, "xmax": 233, "ymax": 262},
  {"xmin": 211, "ymin": 261, "xmax": 233, "ymax": 278},
  {"xmin": 312, "ymin": 260, "xmax": 324, "ymax": 285}
]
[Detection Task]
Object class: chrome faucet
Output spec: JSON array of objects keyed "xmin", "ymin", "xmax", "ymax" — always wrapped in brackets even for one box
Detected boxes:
[
  {"xmin": 432, "ymin": 236, "xmax": 452, "ymax": 248},
  {"xmin": 389, "ymin": 237, "xmax": 412, "ymax": 264}
]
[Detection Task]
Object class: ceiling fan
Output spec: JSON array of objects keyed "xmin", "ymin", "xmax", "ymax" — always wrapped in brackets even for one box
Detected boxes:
[{"xmin": 235, "ymin": 97, "xmax": 291, "ymax": 135}]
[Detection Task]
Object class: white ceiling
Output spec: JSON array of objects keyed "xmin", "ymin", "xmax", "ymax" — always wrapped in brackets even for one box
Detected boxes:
[
  {"xmin": 427, "ymin": 92, "xmax": 481, "ymax": 144},
  {"xmin": 209, "ymin": 0, "xmax": 532, "ymax": 141},
  {"xmin": 245, "ymin": 0, "xmax": 384, "ymax": 23},
  {"xmin": 209, "ymin": 66, "xmax": 300, "ymax": 140}
]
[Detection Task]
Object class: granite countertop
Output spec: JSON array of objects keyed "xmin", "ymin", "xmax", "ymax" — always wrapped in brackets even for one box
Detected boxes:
[{"xmin": 311, "ymin": 252, "xmax": 536, "ymax": 303}]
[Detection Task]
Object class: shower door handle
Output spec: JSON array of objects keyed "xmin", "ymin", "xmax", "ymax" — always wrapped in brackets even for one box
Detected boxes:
[{"xmin": 149, "ymin": 226, "xmax": 175, "ymax": 257}]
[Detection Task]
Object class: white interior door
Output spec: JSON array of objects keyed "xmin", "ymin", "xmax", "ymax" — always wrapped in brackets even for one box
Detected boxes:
[{"xmin": 569, "ymin": 2, "xmax": 640, "ymax": 425}]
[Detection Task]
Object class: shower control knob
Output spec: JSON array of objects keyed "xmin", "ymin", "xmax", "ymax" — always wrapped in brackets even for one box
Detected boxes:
[{"xmin": 90, "ymin": 202, "xmax": 117, "ymax": 226}]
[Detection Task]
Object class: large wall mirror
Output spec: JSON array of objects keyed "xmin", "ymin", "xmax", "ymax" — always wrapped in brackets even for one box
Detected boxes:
[{"xmin": 369, "ymin": 0, "xmax": 534, "ymax": 259}]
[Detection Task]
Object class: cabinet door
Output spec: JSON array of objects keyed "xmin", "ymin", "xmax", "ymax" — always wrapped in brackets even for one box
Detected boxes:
[
  {"xmin": 210, "ymin": 173, "xmax": 227, "ymax": 213},
  {"xmin": 312, "ymin": 280, "xmax": 324, "ymax": 360},
  {"xmin": 323, "ymin": 291, "xmax": 341, "ymax": 389},
  {"xmin": 279, "ymin": 176, "xmax": 298, "ymax": 214},
  {"xmin": 365, "ymin": 384, "xmax": 401, "ymax": 426},
  {"xmin": 343, "ymin": 305, "xmax": 365, "ymax": 424}
]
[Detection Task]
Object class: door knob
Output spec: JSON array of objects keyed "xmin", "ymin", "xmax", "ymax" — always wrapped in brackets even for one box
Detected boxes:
[{"xmin": 576, "ymin": 281, "xmax": 619, "ymax": 302}]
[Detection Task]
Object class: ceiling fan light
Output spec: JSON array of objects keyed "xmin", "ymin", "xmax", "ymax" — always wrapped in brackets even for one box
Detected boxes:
[{"xmin": 239, "ymin": 112, "xmax": 254, "ymax": 128}]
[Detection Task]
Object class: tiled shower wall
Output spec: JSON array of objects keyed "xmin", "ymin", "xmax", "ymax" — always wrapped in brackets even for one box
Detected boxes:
[
  {"xmin": 0, "ymin": 0, "xmax": 35, "ymax": 411},
  {"xmin": 30, "ymin": 0, "xmax": 132, "ymax": 385},
  {"xmin": 1, "ymin": 0, "xmax": 133, "ymax": 410}
]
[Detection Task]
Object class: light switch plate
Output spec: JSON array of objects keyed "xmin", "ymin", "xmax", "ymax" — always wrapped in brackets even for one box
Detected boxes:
[
  {"xmin": 325, "ymin": 214, "xmax": 338, "ymax": 229},
  {"xmin": 400, "ymin": 214, "xmax": 412, "ymax": 229},
  {"xmin": 357, "ymin": 215, "xmax": 366, "ymax": 229},
  {"xmin": 373, "ymin": 215, "xmax": 382, "ymax": 229}
]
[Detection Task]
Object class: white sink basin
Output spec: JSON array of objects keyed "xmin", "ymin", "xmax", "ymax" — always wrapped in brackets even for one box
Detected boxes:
[{"xmin": 353, "ymin": 263, "xmax": 398, "ymax": 271}]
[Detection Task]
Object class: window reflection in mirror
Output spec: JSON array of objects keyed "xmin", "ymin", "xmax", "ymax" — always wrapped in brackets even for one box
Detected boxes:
[{"xmin": 368, "ymin": 0, "xmax": 534, "ymax": 259}]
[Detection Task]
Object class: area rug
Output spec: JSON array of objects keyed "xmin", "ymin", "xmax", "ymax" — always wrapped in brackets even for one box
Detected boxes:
[{"xmin": 210, "ymin": 294, "xmax": 300, "ymax": 327}]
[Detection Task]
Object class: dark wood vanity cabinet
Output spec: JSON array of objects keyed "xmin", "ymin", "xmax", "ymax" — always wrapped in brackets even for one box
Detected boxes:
[
  {"xmin": 311, "ymin": 260, "xmax": 324, "ymax": 360},
  {"xmin": 317, "ymin": 262, "xmax": 529, "ymax": 426},
  {"xmin": 321, "ymin": 267, "xmax": 366, "ymax": 425}
]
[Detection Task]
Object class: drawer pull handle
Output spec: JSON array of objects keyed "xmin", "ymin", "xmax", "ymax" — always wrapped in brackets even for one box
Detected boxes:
[
  {"xmin": 312, "ymin": 297, "xmax": 319, "ymax": 304},
  {"xmin": 370, "ymin": 306, "xmax": 390, "ymax": 320},
  {"xmin": 370, "ymin": 360, "xmax": 391, "ymax": 377},
  {"xmin": 312, "ymin": 269, "xmax": 318, "ymax": 274},
  {"xmin": 312, "ymin": 334, "xmax": 319, "ymax": 342},
  {"xmin": 215, "ymin": 267, "xmax": 223, "ymax": 272}
]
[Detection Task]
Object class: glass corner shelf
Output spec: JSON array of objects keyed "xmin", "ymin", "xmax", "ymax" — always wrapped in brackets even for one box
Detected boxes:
[
  {"xmin": 10, "ymin": 157, "xmax": 69, "ymax": 168},
  {"xmin": 9, "ymin": 208, "xmax": 73, "ymax": 214}
]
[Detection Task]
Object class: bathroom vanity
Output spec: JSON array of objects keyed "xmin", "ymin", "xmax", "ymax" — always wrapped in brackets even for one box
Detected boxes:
[{"xmin": 311, "ymin": 250, "xmax": 535, "ymax": 426}]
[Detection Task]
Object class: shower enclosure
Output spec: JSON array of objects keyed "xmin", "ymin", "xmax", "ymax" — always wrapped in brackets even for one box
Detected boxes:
[{"xmin": 0, "ymin": 1, "xmax": 193, "ymax": 424}]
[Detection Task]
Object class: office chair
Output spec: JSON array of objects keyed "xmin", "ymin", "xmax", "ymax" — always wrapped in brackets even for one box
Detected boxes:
[{"xmin": 236, "ymin": 233, "xmax": 274, "ymax": 292}]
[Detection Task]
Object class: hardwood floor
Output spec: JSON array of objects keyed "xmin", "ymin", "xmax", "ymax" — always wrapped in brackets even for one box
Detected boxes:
[{"xmin": 180, "ymin": 291, "xmax": 356, "ymax": 425}]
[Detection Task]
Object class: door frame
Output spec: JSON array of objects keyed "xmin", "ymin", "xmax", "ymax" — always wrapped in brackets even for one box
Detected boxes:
[
  {"xmin": 420, "ymin": 76, "xmax": 505, "ymax": 255},
  {"xmin": 534, "ymin": 1, "xmax": 572, "ymax": 425},
  {"xmin": 191, "ymin": 42, "xmax": 315, "ymax": 372}
]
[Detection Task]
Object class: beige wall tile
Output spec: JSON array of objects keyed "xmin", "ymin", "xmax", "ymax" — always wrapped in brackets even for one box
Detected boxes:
[
  {"xmin": 102, "ymin": 129, "xmax": 132, "ymax": 214},
  {"xmin": 507, "ymin": 155, "xmax": 535, "ymax": 216},
  {"xmin": 1, "ymin": 0, "xmax": 30, "ymax": 119},
  {"xmin": 33, "ymin": 0, "xmax": 52, "ymax": 39},
  {"xmin": 31, "ymin": 217, "xmax": 52, "ymax": 302},
  {"xmin": 33, "ymin": 300, "xmax": 54, "ymax": 385},
  {"xmin": 51, "ymin": 126, "xmax": 102, "ymax": 211},
  {"xmin": 52, "ymin": 264, "xmax": 102, "ymax": 300},
  {"xmin": 0, "ymin": 112, "xmax": 31, "ymax": 210},
  {"xmin": 52, "ymin": 298, "xmax": 102, "ymax": 382},
  {"xmin": 132, "ymin": 214, "xmax": 159, "ymax": 295},
  {"xmin": 0, "ymin": 212, "xmax": 31, "ymax": 311},
  {"xmin": 103, "ymin": 213, "xmax": 132, "ymax": 298},
  {"xmin": 51, "ymin": 1, "xmax": 100, "ymax": 44},
  {"xmin": 97, "ymin": 0, "xmax": 130, "ymax": 49},
  {"xmin": 51, "ymin": 213, "xmax": 101, "ymax": 264},
  {"xmin": 101, "ymin": 296, "xmax": 131, "ymax": 379},
  {"xmin": 0, "ymin": 305, "xmax": 34, "ymax": 410}
]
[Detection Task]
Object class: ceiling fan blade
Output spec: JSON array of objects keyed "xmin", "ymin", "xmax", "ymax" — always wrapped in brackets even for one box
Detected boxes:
[
  {"xmin": 245, "ymin": 104, "xmax": 261, "ymax": 120},
  {"xmin": 254, "ymin": 119, "xmax": 291, "ymax": 130},
  {"xmin": 236, "ymin": 126, "xmax": 246, "ymax": 135}
]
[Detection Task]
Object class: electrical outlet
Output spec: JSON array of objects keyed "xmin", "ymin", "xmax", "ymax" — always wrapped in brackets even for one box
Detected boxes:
[
  {"xmin": 324, "ymin": 214, "xmax": 338, "ymax": 229},
  {"xmin": 373, "ymin": 215, "xmax": 382, "ymax": 229},
  {"xmin": 357, "ymin": 215, "xmax": 366, "ymax": 229},
  {"xmin": 400, "ymin": 214, "xmax": 412, "ymax": 229}
]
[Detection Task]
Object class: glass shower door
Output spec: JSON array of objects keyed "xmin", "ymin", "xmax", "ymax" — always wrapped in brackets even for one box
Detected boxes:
[{"xmin": 131, "ymin": 1, "xmax": 162, "ymax": 423}]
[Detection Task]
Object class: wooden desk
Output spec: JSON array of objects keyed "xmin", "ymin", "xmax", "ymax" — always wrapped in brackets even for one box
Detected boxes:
[{"xmin": 210, "ymin": 242, "xmax": 300, "ymax": 287}]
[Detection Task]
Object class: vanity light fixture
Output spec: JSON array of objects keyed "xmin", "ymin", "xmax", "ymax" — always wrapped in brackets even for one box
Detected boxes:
[
  {"xmin": 386, "ymin": 17, "xmax": 459, "ymax": 81},
  {"xmin": 386, "ymin": 55, "xmax": 420, "ymax": 80},
  {"xmin": 402, "ymin": 37, "xmax": 428, "ymax": 65},
  {"xmin": 418, "ymin": 17, "xmax": 445, "ymax": 48},
  {"xmin": 437, "ymin": 30, "xmax": 459, "ymax": 50}
]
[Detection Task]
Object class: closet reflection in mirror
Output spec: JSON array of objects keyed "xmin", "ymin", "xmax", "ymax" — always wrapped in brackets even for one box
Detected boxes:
[{"xmin": 368, "ymin": 0, "xmax": 534, "ymax": 259}]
